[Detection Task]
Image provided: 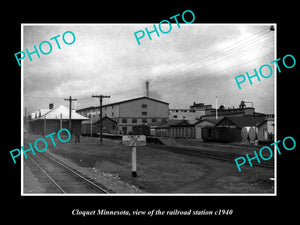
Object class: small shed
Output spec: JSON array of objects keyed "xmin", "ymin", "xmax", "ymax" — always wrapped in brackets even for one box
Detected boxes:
[
  {"xmin": 81, "ymin": 116, "xmax": 118, "ymax": 136},
  {"xmin": 169, "ymin": 121, "xmax": 195, "ymax": 139},
  {"xmin": 202, "ymin": 116, "xmax": 265, "ymax": 143},
  {"xmin": 257, "ymin": 118, "xmax": 274, "ymax": 144},
  {"xmin": 195, "ymin": 119, "xmax": 221, "ymax": 140},
  {"xmin": 153, "ymin": 121, "xmax": 169, "ymax": 137}
]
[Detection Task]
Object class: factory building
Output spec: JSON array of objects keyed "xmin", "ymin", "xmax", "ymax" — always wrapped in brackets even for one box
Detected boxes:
[
  {"xmin": 169, "ymin": 102, "xmax": 213, "ymax": 123},
  {"xmin": 201, "ymin": 101, "xmax": 266, "ymax": 120},
  {"xmin": 28, "ymin": 104, "xmax": 89, "ymax": 135},
  {"xmin": 169, "ymin": 109, "xmax": 197, "ymax": 123},
  {"xmin": 76, "ymin": 96, "xmax": 169, "ymax": 134}
]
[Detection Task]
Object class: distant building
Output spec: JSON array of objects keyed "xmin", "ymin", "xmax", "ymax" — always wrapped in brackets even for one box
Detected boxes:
[
  {"xmin": 257, "ymin": 118, "xmax": 275, "ymax": 144},
  {"xmin": 190, "ymin": 102, "xmax": 213, "ymax": 118},
  {"xmin": 194, "ymin": 118, "xmax": 221, "ymax": 140},
  {"xmin": 169, "ymin": 121, "xmax": 195, "ymax": 139},
  {"xmin": 201, "ymin": 100, "xmax": 269, "ymax": 120},
  {"xmin": 169, "ymin": 102, "xmax": 213, "ymax": 123},
  {"xmin": 76, "ymin": 96, "xmax": 169, "ymax": 134},
  {"xmin": 169, "ymin": 109, "xmax": 197, "ymax": 123},
  {"xmin": 202, "ymin": 116, "xmax": 266, "ymax": 142},
  {"xmin": 81, "ymin": 116, "xmax": 118, "ymax": 136},
  {"xmin": 153, "ymin": 121, "xmax": 170, "ymax": 137},
  {"xmin": 28, "ymin": 104, "xmax": 89, "ymax": 135}
]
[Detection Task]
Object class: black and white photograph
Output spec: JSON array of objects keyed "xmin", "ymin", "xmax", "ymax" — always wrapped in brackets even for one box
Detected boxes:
[
  {"xmin": 4, "ymin": 4, "xmax": 299, "ymax": 223},
  {"xmin": 21, "ymin": 23, "xmax": 276, "ymax": 195}
]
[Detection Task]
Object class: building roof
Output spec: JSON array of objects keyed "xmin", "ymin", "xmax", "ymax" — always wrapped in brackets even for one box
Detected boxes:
[
  {"xmin": 155, "ymin": 121, "xmax": 170, "ymax": 129},
  {"xmin": 169, "ymin": 120, "xmax": 195, "ymax": 127},
  {"xmin": 77, "ymin": 96, "xmax": 169, "ymax": 112},
  {"xmin": 39, "ymin": 109, "xmax": 51, "ymax": 117},
  {"xmin": 148, "ymin": 121, "xmax": 169, "ymax": 128},
  {"xmin": 82, "ymin": 116, "xmax": 117, "ymax": 125},
  {"xmin": 30, "ymin": 105, "xmax": 89, "ymax": 121},
  {"xmin": 215, "ymin": 116, "xmax": 266, "ymax": 129},
  {"xmin": 195, "ymin": 118, "xmax": 222, "ymax": 125},
  {"xmin": 256, "ymin": 118, "xmax": 274, "ymax": 127}
]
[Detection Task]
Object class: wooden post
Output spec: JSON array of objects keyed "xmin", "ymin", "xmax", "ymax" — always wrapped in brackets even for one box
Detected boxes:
[
  {"xmin": 90, "ymin": 119, "xmax": 92, "ymax": 138},
  {"xmin": 92, "ymin": 95, "xmax": 110, "ymax": 144},
  {"xmin": 44, "ymin": 116, "xmax": 46, "ymax": 136},
  {"xmin": 64, "ymin": 96, "xmax": 77, "ymax": 134},
  {"xmin": 131, "ymin": 146, "xmax": 137, "ymax": 177},
  {"xmin": 60, "ymin": 113, "xmax": 62, "ymax": 130}
]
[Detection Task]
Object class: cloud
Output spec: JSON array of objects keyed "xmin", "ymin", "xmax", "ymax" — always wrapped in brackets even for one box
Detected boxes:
[{"xmin": 23, "ymin": 24, "xmax": 275, "ymax": 114}]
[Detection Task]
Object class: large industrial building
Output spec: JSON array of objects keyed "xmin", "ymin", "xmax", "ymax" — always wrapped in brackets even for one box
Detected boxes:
[
  {"xmin": 161, "ymin": 100, "xmax": 273, "ymax": 143},
  {"xmin": 76, "ymin": 96, "xmax": 169, "ymax": 134}
]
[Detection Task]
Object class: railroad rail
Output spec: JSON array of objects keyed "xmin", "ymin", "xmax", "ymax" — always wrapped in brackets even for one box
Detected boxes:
[
  {"xmin": 102, "ymin": 134, "xmax": 274, "ymax": 168},
  {"xmin": 155, "ymin": 145, "xmax": 274, "ymax": 169},
  {"xmin": 27, "ymin": 153, "xmax": 110, "ymax": 194}
]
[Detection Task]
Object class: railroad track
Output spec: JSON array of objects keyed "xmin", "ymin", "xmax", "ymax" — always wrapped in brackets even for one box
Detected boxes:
[
  {"xmin": 27, "ymin": 153, "xmax": 110, "ymax": 194},
  {"xmin": 157, "ymin": 145, "xmax": 274, "ymax": 169}
]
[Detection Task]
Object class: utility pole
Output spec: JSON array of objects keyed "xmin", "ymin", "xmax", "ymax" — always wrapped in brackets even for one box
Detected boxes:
[
  {"xmin": 64, "ymin": 96, "xmax": 77, "ymax": 133},
  {"xmin": 92, "ymin": 95, "xmax": 110, "ymax": 143},
  {"xmin": 216, "ymin": 96, "xmax": 218, "ymax": 120}
]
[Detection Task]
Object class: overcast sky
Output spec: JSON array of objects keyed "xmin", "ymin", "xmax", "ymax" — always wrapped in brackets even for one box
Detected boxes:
[{"xmin": 23, "ymin": 24, "xmax": 275, "ymax": 114}]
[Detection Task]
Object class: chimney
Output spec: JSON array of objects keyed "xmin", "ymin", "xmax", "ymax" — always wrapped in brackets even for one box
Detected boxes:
[
  {"xmin": 146, "ymin": 81, "xmax": 149, "ymax": 98},
  {"xmin": 49, "ymin": 103, "xmax": 54, "ymax": 109}
]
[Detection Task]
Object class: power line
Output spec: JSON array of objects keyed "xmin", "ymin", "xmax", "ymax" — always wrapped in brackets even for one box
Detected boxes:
[
  {"xmin": 152, "ymin": 52, "xmax": 274, "ymax": 93},
  {"xmin": 25, "ymin": 27, "xmax": 275, "ymax": 106},
  {"xmin": 24, "ymin": 96, "xmax": 66, "ymax": 99},
  {"xmin": 106, "ymin": 28, "xmax": 274, "ymax": 97},
  {"xmin": 107, "ymin": 35, "xmax": 274, "ymax": 98}
]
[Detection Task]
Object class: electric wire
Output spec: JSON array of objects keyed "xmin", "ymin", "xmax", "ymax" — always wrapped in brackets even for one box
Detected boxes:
[{"xmin": 24, "ymin": 27, "xmax": 275, "ymax": 107}]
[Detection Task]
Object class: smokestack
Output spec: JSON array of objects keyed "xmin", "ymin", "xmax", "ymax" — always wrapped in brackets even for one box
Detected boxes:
[
  {"xmin": 146, "ymin": 81, "xmax": 149, "ymax": 98},
  {"xmin": 49, "ymin": 103, "xmax": 54, "ymax": 109}
]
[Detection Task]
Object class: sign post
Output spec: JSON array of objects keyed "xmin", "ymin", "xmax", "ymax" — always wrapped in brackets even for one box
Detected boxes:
[
  {"xmin": 122, "ymin": 135, "xmax": 146, "ymax": 177},
  {"xmin": 131, "ymin": 146, "xmax": 137, "ymax": 177}
]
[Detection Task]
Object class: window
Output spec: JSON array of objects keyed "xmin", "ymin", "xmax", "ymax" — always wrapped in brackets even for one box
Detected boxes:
[
  {"xmin": 142, "ymin": 104, "xmax": 147, "ymax": 108},
  {"xmin": 173, "ymin": 115, "xmax": 178, "ymax": 118},
  {"xmin": 112, "ymin": 112, "xmax": 114, "ymax": 117},
  {"xmin": 132, "ymin": 118, "xmax": 137, "ymax": 123},
  {"xmin": 142, "ymin": 118, "xmax": 147, "ymax": 123},
  {"xmin": 142, "ymin": 111, "xmax": 147, "ymax": 116},
  {"xmin": 121, "ymin": 127, "xmax": 127, "ymax": 134},
  {"xmin": 122, "ymin": 118, "xmax": 127, "ymax": 123},
  {"xmin": 152, "ymin": 118, "xmax": 157, "ymax": 122}
]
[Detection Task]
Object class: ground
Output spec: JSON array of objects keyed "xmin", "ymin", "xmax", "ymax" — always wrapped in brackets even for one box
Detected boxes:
[{"xmin": 23, "ymin": 133, "xmax": 274, "ymax": 194}]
